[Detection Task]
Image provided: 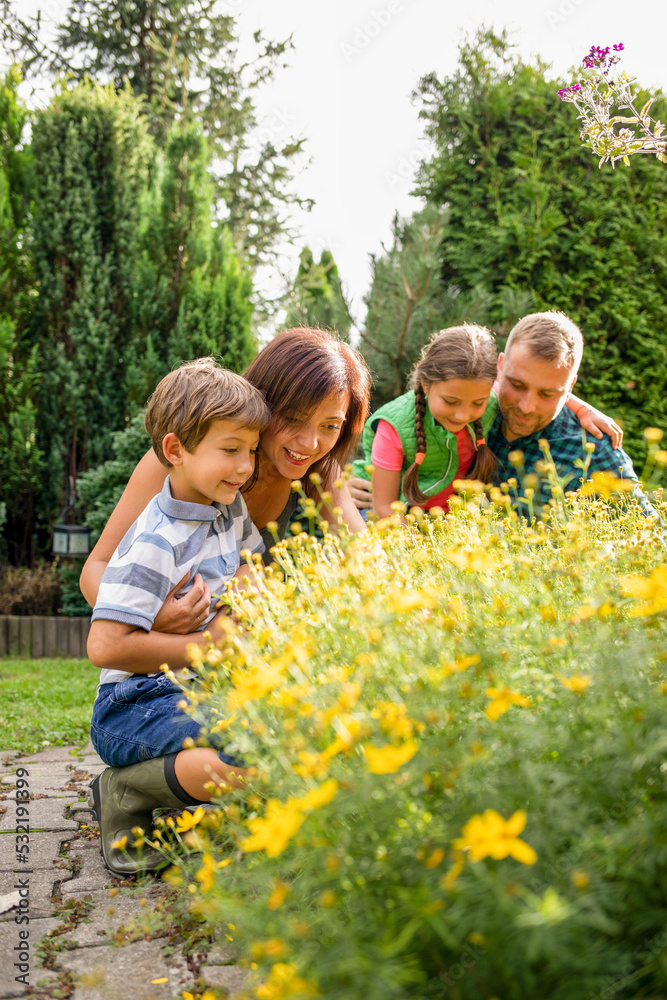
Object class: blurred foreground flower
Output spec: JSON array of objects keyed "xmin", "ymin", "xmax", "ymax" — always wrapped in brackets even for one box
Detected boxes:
[
  {"xmin": 363, "ymin": 739, "xmax": 419, "ymax": 774},
  {"xmin": 485, "ymin": 687, "xmax": 531, "ymax": 720},
  {"xmin": 580, "ymin": 471, "xmax": 634, "ymax": 500},
  {"xmin": 242, "ymin": 781, "xmax": 338, "ymax": 857},
  {"xmin": 453, "ymin": 809, "xmax": 537, "ymax": 865},
  {"xmin": 558, "ymin": 674, "xmax": 592, "ymax": 693},
  {"xmin": 621, "ymin": 565, "xmax": 667, "ymax": 616},
  {"xmin": 255, "ymin": 962, "xmax": 318, "ymax": 999}
]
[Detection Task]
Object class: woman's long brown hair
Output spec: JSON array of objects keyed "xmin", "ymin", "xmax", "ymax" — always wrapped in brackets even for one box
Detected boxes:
[{"xmin": 243, "ymin": 328, "xmax": 371, "ymax": 496}]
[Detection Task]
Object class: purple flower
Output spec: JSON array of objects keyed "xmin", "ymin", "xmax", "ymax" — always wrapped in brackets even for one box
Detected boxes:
[{"xmin": 613, "ymin": 43, "xmax": 624, "ymax": 52}]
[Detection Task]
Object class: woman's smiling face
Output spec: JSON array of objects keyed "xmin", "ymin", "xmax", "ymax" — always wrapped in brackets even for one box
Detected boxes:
[{"xmin": 261, "ymin": 393, "xmax": 349, "ymax": 478}]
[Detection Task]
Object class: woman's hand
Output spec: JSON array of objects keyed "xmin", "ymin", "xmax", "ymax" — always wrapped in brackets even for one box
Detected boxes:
[
  {"xmin": 153, "ymin": 573, "xmax": 211, "ymax": 634},
  {"xmin": 346, "ymin": 475, "xmax": 373, "ymax": 510},
  {"xmin": 577, "ymin": 404, "xmax": 624, "ymax": 450}
]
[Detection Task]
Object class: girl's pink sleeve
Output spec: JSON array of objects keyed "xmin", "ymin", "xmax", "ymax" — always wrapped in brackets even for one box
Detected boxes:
[{"xmin": 370, "ymin": 420, "xmax": 405, "ymax": 471}]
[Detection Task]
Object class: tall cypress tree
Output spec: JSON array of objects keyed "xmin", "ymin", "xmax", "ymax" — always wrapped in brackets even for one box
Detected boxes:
[
  {"xmin": 123, "ymin": 120, "xmax": 255, "ymax": 410},
  {"xmin": 14, "ymin": 0, "xmax": 308, "ymax": 269},
  {"xmin": 28, "ymin": 80, "xmax": 151, "ymax": 539},
  {"xmin": 285, "ymin": 248, "xmax": 354, "ymax": 342},
  {"xmin": 0, "ymin": 66, "xmax": 42, "ymax": 564}
]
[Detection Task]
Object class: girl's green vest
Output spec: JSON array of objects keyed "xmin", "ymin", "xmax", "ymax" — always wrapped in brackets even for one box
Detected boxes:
[{"xmin": 351, "ymin": 390, "xmax": 499, "ymax": 501}]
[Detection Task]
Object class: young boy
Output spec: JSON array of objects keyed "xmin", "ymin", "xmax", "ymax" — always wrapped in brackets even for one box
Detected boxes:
[{"xmin": 86, "ymin": 357, "xmax": 271, "ymax": 874}]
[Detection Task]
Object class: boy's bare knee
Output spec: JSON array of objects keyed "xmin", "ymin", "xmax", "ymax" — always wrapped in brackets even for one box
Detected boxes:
[{"xmin": 174, "ymin": 747, "xmax": 250, "ymax": 800}]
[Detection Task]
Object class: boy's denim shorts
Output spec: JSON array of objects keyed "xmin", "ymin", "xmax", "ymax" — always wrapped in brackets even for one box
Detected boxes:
[{"xmin": 90, "ymin": 672, "xmax": 241, "ymax": 769}]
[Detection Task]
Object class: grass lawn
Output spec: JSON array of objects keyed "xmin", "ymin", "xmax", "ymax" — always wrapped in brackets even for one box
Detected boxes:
[{"xmin": 0, "ymin": 658, "xmax": 98, "ymax": 754}]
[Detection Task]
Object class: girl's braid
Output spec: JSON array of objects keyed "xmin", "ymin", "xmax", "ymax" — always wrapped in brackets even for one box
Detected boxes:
[
  {"xmin": 469, "ymin": 416, "xmax": 497, "ymax": 484},
  {"xmin": 403, "ymin": 383, "xmax": 429, "ymax": 507}
]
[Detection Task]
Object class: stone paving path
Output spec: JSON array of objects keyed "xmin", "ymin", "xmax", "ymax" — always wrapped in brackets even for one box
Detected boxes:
[{"xmin": 0, "ymin": 744, "xmax": 245, "ymax": 999}]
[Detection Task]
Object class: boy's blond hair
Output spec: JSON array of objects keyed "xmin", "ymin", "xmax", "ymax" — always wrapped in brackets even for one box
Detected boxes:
[
  {"xmin": 144, "ymin": 357, "xmax": 271, "ymax": 467},
  {"xmin": 505, "ymin": 311, "xmax": 583, "ymax": 372}
]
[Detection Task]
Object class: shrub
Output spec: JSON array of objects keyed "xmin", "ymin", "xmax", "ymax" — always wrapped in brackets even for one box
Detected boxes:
[
  {"xmin": 159, "ymin": 484, "xmax": 667, "ymax": 1000},
  {"xmin": 0, "ymin": 563, "xmax": 62, "ymax": 615}
]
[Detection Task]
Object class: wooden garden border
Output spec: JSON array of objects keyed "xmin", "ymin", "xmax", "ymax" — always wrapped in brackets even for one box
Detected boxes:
[{"xmin": 0, "ymin": 616, "xmax": 91, "ymax": 659}]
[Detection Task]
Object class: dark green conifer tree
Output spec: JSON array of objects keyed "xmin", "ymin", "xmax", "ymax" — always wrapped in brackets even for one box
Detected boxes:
[
  {"xmin": 14, "ymin": 0, "xmax": 308, "ymax": 268},
  {"xmin": 285, "ymin": 248, "xmax": 354, "ymax": 341},
  {"xmin": 414, "ymin": 29, "xmax": 667, "ymax": 457},
  {"xmin": 123, "ymin": 121, "xmax": 255, "ymax": 409},
  {"xmin": 28, "ymin": 80, "xmax": 151, "ymax": 541},
  {"xmin": 0, "ymin": 67, "xmax": 42, "ymax": 564}
]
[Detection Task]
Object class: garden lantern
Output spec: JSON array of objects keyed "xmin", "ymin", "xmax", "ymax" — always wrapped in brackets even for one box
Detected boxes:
[
  {"xmin": 52, "ymin": 523, "xmax": 91, "ymax": 557},
  {"xmin": 52, "ymin": 474, "xmax": 91, "ymax": 557}
]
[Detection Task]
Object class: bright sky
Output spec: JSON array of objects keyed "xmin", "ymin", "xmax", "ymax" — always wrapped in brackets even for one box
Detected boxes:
[
  {"xmin": 9, "ymin": 0, "xmax": 667, "ymax": 334},
  {"xmin": 236, "ymin": 0, "xmax": 665, "ymax": 333}
]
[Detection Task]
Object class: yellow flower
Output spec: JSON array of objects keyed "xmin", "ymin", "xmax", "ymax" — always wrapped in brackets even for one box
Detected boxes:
[
  {"xmin": 387, "ymin": 589, "xmax": 437, "ymax": 613},
  {"xmin": 267, "ymin": 881, "xmax": 290, "ymax": 910},
  {"xmin": 440, "ymin": 851, "xmax": 464, "ymax": 890},
  {"xmin": 430, "ymin": 654, "xmax": 480, "ymax": 682},
  {"xmin": 644, "ymin": 427, "xmax": 664, "ymax": 443},
  {"xmin": 295, "ymin": 779, "xmax": 338, "ymax": 813},
  {"xmin": 175, "ymin": 805, "xmax": 205, "ymax": 833},
  {"xmin": 255, "ymin": 962, "xmax": 318, "ymax": 999},
  {"xmin": 111, "ymin": 835, "xmax": 127, "ymax": 851},
  {"xmin": 445, "ymin": 547, "xmax": 500, "ymax": 573},
  {"xmin": 557, "ymin": 674, "xmax": 591, "ymax": 693},
  {"xmin": 196, "ymin": 852, "xmax": 216, "ymax": 893},
  {"xmin": 363, "ymin": 739, "xmax": 419, "ymax": 774},
  {"xmin": 423, "ymin": 847, "xmax": 445, "ymax": 869},
  {"xmin": 580, "ymin": 471, "xmax": 634, "ymax": 499},
  {"xmin": 484, "ymin": 687, "xmax": 531, "ymax": 721},
  {"xmin": 371, "ymin": 701, "xmax": 416, "ymax": 740},
  {"xmin": 452, "ymin": 809, "xmax": 537, "ymax": 865},
  {"xmin": 621, "ymin": 565, "xmax": 667, "ymax": 616},
  {"xmin": 228, "ymin": 662, "xmax": 287, "ymax": 708},
  {"xmin": 242, "ymin": 800, "xmax": 306, "ymax": 857},
  {"xmin": 572, "ymin": 870, "xmax": 590, "ymax": 890}
]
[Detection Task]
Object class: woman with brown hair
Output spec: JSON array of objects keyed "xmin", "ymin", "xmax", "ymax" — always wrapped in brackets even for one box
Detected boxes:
[
  {"xmin": 80, "ymin": 328, "xmax": 371, "ymax": 875},
  {"xmin": 81, "ymin": 327, "xmax": 370, "ymax": 640}
]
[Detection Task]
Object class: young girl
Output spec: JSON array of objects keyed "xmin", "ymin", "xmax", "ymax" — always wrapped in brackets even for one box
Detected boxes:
[
  {"xmin": 353, "ymin": 324, "xmax": 616, "ymax": 518},
  {"xmin": 354, "ymin": 325, "xmax": 497, "ymax": 517}
]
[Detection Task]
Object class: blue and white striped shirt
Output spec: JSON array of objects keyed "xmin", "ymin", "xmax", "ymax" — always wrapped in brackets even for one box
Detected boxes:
[{"xmin": 92, "ymin": 476, "xmax": 264, "ymax": 683}]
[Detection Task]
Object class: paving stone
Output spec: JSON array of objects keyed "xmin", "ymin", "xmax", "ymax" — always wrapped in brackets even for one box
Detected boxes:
[
  {"xmin": 165, "ymin": 954, "xmax": 196, "ymax": 995},
  {"xmin": 60, "ymin": 888, "xmax": 164, "ymax": 947},
  {"xmin": 0, "ymin": 796, "xmax": 78, "ymax": 834},
  {"xmin": 60, "ymin": 852, "xmax": 114, "ymax": 899},
  {"xmin": 0, "ymin": 775, "xmax": 83, "ymax": 798},
  {"xmin": 200, "ymin": 963, "xmax": 248, "ymax": 993},
  {"xmin": 204, "ymin": 941, "xmax": 239, "ymax": 965},
  {"xmin": 0, "ymin": 869, "xmax": 62, "ymax": 923},
  {"xmin": 0, "ymin": 831, "xmax": 70, "ymax": 872},
  {"xmin": 64, "ymin": 938, "xmax": 173, "ymax": 1000},
  {"xmin": 17, "ymin": 746, "xmax": 85, "ymax": 764},
  {"xmin": 0, "ymin": 915, "xmax": 62, "ymax": 996},
  {"xmin": 65, "ymin": 838, "xmax": 102, "ymax": 852}
]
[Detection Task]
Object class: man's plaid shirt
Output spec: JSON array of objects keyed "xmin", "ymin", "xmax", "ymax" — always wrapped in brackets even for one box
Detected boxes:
[{"xmin": 487, "ymin": 405, "xmax": 652, "ymax": 513}]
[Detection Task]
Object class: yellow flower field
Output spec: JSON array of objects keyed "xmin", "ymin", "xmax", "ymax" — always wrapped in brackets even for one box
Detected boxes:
[{"xmin": 161, "ymin": 485, "xmax": 667, "ymax": 1000}]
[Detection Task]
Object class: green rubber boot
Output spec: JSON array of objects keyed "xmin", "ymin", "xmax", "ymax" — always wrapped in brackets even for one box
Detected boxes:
[{"xmin": 88, "ymin": 755, "xmax": 202, "ymax": 876}]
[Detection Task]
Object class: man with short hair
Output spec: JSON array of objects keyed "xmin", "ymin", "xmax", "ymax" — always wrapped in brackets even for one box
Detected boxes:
[{"xmin": 487, "ymin": 311, "xmax": 652, "ymax": 514}]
